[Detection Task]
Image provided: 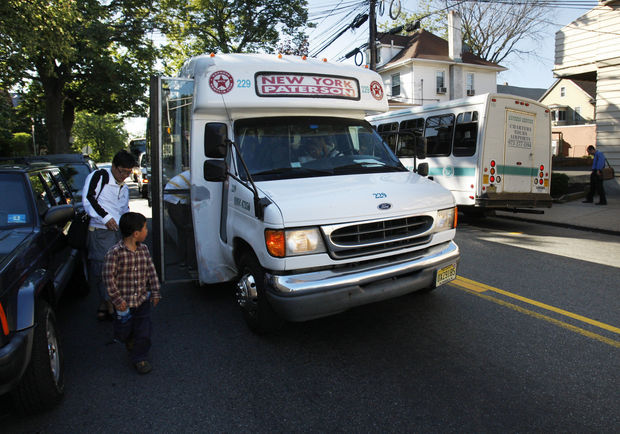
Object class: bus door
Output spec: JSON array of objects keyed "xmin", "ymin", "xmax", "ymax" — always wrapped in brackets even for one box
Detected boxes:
[
  {"xmin": 503, "ymin": 109, "xmax": 536, "ymax": 193},
  {"xmin": 149, "ymin": 76, "xmax": 197, "ymax": 283}
]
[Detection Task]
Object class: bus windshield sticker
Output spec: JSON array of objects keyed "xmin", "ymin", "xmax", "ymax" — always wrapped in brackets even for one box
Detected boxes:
[{"xmin": 255, "ymin": 73, "xmax": 360, "ymax": 100}]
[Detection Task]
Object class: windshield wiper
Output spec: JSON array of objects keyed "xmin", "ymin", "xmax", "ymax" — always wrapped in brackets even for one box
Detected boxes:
[
  {"xmin": 253, "ymin": 167, "xmax": 332, "ymax": 176},
  {"xmin": 333, "ymin": 162, "xmax": 403, "ymax": 172}
]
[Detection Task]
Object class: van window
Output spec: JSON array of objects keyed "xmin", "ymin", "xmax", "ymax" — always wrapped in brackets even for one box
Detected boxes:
[
  {"xmin": 376, "ymin": 122, "xmax": 399, "ymax": 153},
  {"xmin": 234, "ymin": 117, "xmax": 405, "ymax": 181},
  {"xmin": 424, "ymin": 114, "xmax": 454, "ymax": 156},
  {"xmin": 453, "ymin": 111, "xmax": 478, "ymax": 157},
  {"xmin": 398, "ymin": 118, "xmax": 424, "ymax": 157}
]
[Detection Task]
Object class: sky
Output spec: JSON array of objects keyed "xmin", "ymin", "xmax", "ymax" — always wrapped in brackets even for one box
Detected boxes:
[{"xmin": 306, "ymin": 0, "xmax": 599, "ymax": 90}]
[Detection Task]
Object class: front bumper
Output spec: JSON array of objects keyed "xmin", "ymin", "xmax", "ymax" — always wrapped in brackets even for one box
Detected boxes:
[
  {"xmin": 0, "ymin": 328, "xmax": 34, "ymax": 395},
  {"xmin": 265, "ymin": 240, "xmax": 459, "ymax": 322}
]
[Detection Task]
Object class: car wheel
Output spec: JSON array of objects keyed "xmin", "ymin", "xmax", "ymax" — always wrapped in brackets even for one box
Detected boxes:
[
  {"xmin": 236, "ymin": 252, "xmax": 283, "ymax": 333},
  {"xmin": 12, "ymin": 300, "xmax": 65, "ymax": 414}
]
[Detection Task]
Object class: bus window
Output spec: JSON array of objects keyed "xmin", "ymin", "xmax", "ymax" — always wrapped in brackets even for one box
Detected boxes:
[
  {"xmin": 424, "ymin": 114, "xmax": 454, "ymax": 156},
  {"xmin": 398, "ymin": 118, "xmax": 424, "ymax": 157},
  {"xmin": 377, "ymin": 122, "xmax": 398, "ymax": 153},
  {"xmin": 453, "ymin": 111, "xmax": 478, "ymax": 157}
]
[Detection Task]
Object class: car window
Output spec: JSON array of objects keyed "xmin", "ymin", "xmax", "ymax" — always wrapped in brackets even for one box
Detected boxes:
[
  {"xmin": 0, "ymin": 173, "xmax": 33, "ymax": 228},
  {"xmin": 40, "ymin": 171, "xmax": 64, "ymax": 205},
  {"xmin": 59, "ymin": 163, "xmax": 90, "ymax": 194},
  {"xmin": 51, "ymin": 170, "xmax": 73, "ymax": 204},
  {"xmin": 29, "ymin": 174, "xmax": 54, "ymax": 216}
]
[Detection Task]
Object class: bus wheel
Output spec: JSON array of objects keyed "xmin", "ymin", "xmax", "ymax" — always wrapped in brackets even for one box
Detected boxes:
[{"xmin": 236, "ymin": 252, "xmax": 283, "ymax": 333}]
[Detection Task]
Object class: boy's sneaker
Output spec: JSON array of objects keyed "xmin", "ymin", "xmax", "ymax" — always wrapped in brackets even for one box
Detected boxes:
[{"xmin": 135, "ymin": 360, "xmax": 152, "ymax": 374}]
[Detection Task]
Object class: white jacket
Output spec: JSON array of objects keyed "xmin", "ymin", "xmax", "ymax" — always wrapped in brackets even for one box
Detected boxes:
[{"xmin": 82, "ymin": 168, "xmax": 130, "ymax": 229}]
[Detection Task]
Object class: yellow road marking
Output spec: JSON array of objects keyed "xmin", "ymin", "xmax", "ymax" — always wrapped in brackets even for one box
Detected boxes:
[
  {"xmin": 453, "ymin": 285, "xmax": 620, "ymax": 348},
  {"xmin": 451, "ymin": 276, "xmax": 620, "ymax": 336}
]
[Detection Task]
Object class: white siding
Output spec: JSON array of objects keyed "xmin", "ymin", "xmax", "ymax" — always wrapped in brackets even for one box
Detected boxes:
[{"xmin": 596, "ymin": 62, "xmax": 620, "ymax": 167}]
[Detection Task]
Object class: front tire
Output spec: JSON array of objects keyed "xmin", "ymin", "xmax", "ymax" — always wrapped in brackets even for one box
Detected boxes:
[
  {"xmin": 12, "ymin": 300, "xmax": 65, "ymax": 414},
  {"xmin": 236, "ymin": 252, "xmax": 283, "ymax": 333}
]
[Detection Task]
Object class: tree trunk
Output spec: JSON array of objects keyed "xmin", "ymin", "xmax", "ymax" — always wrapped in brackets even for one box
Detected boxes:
[{"xmin": 40, "ymin": 73, "xmax": 71, "ymax": 154}]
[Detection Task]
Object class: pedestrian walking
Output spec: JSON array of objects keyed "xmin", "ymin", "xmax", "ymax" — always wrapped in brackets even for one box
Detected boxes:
[
  {"xmin": 83, "ymin": 150, "xmax": 136, "ymax": 320},
  {"xmin": 102, "ymin": 212, "xmax": 161, "ymax": 374},
  {"xmin": 583, "ymin": 145, "xmax": 607, "ymax": 205}
]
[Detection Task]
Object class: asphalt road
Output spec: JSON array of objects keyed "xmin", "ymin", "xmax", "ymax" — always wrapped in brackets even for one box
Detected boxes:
[{"xmin": 3, "ymin": 209, "xmax": 619, "ymax": 432}]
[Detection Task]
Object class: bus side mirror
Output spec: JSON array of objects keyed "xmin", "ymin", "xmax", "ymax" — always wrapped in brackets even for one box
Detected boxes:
[
  {"xmin": 416, "ymin": 162, "xmax": 429, "ymax": 177},
  {"xmin": 204, "ymin": 159, "xmax": 227, "ymax": 182},
  {"xmin": 205, "ymin": 123, "xmax": 228, "ymax": 158}
]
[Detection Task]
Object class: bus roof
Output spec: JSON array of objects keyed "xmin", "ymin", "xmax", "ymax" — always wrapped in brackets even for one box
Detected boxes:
[
  {"xmin": 178, "ymin": 53, "xmax": 388, "ymax": 118},
  {"xmin": 368, "ymin": 93, "xmax": 549, "ymax": 122}
]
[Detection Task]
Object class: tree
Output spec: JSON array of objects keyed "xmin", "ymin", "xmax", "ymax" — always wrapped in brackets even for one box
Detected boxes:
[
  {"xmin": 379, "ymin": 0, "xmax": 551, "ymax": 65},
  {"xmin": 446, "ymin": 0, "xmax": 551, "ymax": 65},
  {"xmin": 0, "ymin": 0, "xmax": 158, "ymax": 154},
  {"xmin": 158, "ymin": 0, "xmax": 311, "ymax": 73},
  {"xmin": 71, "ymin": 112, "xmax": 128, "ymax": 163}
]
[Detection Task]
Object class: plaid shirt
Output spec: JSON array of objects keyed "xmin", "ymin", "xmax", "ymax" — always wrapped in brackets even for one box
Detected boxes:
[{"xmin": 103, "ymin": 241, "xmax": 161, "ymax": 309}]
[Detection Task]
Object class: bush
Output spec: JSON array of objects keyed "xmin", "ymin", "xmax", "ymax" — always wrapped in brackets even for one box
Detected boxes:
[{"xmin": 551, "ymin": 172, "xmax": 569, "ymax": 197}]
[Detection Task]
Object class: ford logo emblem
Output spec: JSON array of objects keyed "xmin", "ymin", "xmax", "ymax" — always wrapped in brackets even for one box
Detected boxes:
[{"xmin": 378, "ymin": 203, "xmax": 392, "ymax": 210}]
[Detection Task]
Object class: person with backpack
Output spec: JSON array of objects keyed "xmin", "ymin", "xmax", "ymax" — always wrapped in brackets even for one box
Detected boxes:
[{"xmin": 83, "ymin": 150, "xmax": 136, "ymax": 320}]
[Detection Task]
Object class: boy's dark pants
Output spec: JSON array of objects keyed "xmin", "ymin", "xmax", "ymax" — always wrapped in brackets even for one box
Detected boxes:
[{"xmin": 114, "ymin": 300, "xmax": 152, "ymax": 364}]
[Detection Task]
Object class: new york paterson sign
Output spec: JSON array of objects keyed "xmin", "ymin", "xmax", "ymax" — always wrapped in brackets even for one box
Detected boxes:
[{"xmin": 255, "ymin": 72, "xmax": 360, "ymax": 100}]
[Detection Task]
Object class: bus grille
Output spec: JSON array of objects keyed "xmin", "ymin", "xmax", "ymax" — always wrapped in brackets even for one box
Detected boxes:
[{"xmin": 323, "ymin": 215, "xmax": 433, "ymax": 259}]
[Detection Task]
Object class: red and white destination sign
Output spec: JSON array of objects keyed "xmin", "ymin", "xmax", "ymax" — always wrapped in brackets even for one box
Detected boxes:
[{"xmin": 255, "ymin": 73, "xmax": 360, "ymax": 100}]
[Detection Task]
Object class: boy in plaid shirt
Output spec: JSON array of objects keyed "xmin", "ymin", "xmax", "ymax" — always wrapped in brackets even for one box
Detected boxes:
[{"xmin": 103, "ymin": 212, "xmax": 161, "ymax": 374}]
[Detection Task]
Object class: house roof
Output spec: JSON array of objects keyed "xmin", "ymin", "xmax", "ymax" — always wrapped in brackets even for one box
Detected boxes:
[
  {"xmin": 497, "ymin": 85, "xmax": 547, "ymax": 101},
  {"xmin": 538, "ymin": 78, "xmax": 596, "ymax": 102},
  {"xmin": 377, "ymin": 29, "xmax": 504, "ymax": 70}
]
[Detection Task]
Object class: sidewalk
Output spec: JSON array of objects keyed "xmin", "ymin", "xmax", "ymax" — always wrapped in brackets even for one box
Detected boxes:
[{"xmin": 495, "ymin": 177, "xmax": 620, "ymax": 235}]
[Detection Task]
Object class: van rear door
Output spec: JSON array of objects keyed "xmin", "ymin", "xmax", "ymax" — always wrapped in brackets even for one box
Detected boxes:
[{"xmin": 502, "ymin": 108, "xmax": 537, "ymax": 193}]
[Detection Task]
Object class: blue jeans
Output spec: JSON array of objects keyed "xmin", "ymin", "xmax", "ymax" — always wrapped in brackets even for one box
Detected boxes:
[{"xmin": 113, "ymin": 299, "xmax": 152, "ymax": 364}]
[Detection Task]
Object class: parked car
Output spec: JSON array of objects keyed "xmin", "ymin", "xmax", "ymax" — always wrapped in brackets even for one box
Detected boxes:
[
  {"xmin": 3, "ymin": 154, "xmax": 98, "ymax": 205},
  {"xmin": 0, "ymin": 161, "xmax": 83, "ymax": 414}
]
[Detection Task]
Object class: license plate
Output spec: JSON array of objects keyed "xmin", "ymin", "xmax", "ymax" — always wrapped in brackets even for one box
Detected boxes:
[{"xmin": 436, "ymin": 263, "xmax": 457, "ymax": 286}]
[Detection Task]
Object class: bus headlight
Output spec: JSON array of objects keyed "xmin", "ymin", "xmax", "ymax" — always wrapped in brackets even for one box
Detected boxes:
[
  {"xmin": 265, "ymin": 228, "xmax": 326, "ymax": 257},
  {"xmin": 435, "ymin": 207, "xmax": 457, "ymax": 232}
]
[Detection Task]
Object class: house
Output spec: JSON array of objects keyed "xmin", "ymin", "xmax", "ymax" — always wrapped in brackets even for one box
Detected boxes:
[
  {"xmin": 553, "ymin": 0, "xmax": 620, "ymax": 171},
  {"xmin": 539, "ymin": 78, "xmax": 596, "ymax": 157},
  {"xmin": 371, "ymin": 12, "xmax": 505, "ymax": 109}
]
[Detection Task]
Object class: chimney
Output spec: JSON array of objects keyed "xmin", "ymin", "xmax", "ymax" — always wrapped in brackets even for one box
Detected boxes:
[{"xmin": 448, "ymin": 11, "xmax": 462, "ymax": 62}]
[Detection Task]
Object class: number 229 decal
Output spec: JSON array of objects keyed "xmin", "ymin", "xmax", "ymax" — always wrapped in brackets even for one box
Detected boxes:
[{"xmin": 373, "ymin": 192, "xmax": 387, "ymax": 199}]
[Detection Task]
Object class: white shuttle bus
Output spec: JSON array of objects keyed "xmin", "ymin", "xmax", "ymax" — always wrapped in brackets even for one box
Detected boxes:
[
  {"xmin": 149, "ymin": 53, "xmax": 459, "ymax": 332},
  {"xmin": 368, "ymin": 93, "xmax": 553, "ymax": 214}
]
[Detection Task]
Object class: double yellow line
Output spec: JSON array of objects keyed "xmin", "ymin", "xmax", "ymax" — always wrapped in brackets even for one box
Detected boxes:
[{"xmin": 450, "ymin": 276, "xmax": 620, "ymax": 348}]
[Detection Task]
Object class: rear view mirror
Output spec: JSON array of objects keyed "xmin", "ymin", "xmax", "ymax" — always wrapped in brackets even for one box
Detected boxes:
[
  {"xmin": 205, "ymin": 123, "xmax": 228, "ymax": 158},
  {"xmin": 204, "ymin": 159, "xmax": 227, "ymax": 182},
  {"xmin": 416, "ymin": 162, "xmax": 429, "ymax": 177}
]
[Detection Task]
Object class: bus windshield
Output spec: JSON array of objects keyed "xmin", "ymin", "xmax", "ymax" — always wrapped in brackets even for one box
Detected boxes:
[{"xmin": 234, "ymin": 117, "xmax": 406, "ymax": 181}]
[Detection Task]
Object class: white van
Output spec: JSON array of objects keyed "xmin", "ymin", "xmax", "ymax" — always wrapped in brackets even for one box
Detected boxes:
[
  {"xmin": 368, "ymin": 94, "xmax": 553, "ymax": 214},
  {"xmin": 149, "ymin": 53, "xmax": 460, "ymax": 331}
]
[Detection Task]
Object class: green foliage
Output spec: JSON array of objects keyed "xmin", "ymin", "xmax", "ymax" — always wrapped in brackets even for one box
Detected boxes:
[
  {"xmin": 378, "ymin": 2, "xmax": 447, "ymax": 38},
  {"xmin": 71, "ymin": 112, "xmax": 128, "ymax": 162},
  {"xmin": 551, "ymin": 172, "xmax": 569, "ymax": 198},
  {"xmin": 0, "ymin": 132, "xmax": 33, "ymax": 157},
  {"xmin": 0, "ymin": 0, "xmax": 158, "ymax": 153},
  {"xmin": 158, "ymin": 0, "xmax": 311, "ymax": 74}
]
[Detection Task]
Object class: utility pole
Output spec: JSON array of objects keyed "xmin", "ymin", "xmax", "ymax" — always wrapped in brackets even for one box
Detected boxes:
[{"xmin": 369, "ymin": 0, "xmax": 377, "ymax": 70}]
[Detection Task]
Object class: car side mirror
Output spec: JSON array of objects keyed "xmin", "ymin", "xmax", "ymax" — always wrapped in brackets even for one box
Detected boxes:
[
  {"xmin": 416, "ymin": 162, "xmax": 429, "ymax": 177},
  {"xmin": 204, "ymin": 159, "xmax": 227, "ymax": 182},
  {"xmin": 43, "ymin": 204, "xmax": 75, "ymax": 226}
]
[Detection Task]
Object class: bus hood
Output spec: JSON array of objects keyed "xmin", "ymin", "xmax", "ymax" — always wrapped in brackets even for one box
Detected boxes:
[{"xmin": 258, "ymin": 172, "xmax": 455, "ymax": 226}]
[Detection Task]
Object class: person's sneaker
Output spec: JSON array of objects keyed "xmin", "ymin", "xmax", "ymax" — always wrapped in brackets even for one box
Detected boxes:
[{"xmin": 135, "ymin": 360, "xmax": 152, "ymax": 374}]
